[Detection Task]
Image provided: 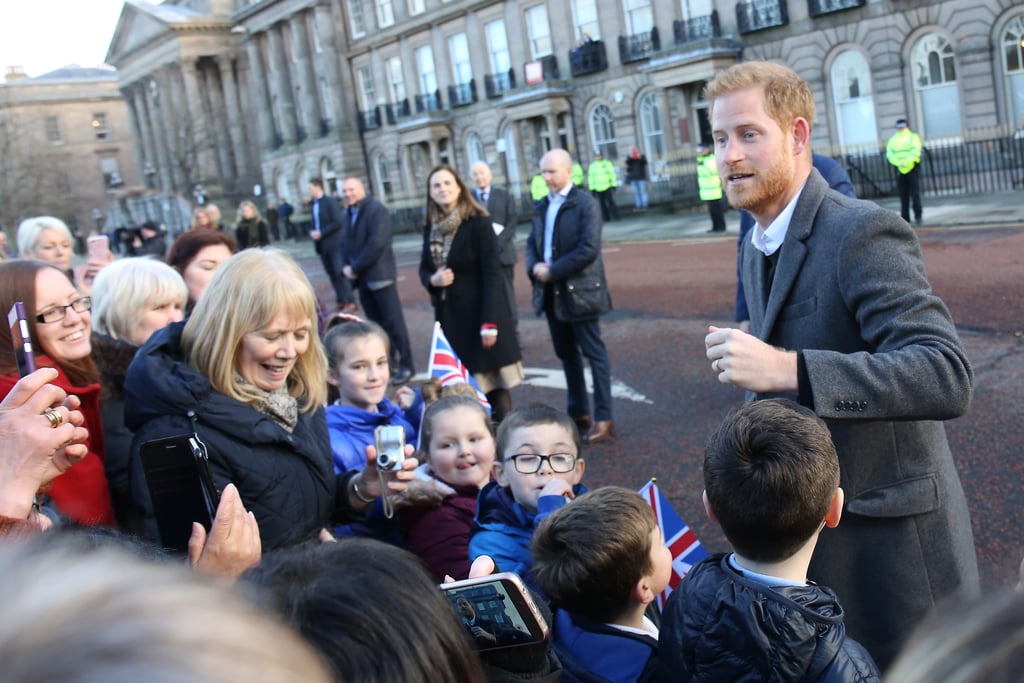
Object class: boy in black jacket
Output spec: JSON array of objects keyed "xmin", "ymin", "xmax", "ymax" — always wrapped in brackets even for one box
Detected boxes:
[{"xmin": 659, "ymin": 399, "xmax": 880, "ymax": 682}]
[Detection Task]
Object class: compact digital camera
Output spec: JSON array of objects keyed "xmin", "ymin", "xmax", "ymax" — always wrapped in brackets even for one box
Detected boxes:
[{"xmin": 374, "ymin": 425, "xmax": 405, "ymax": 472}]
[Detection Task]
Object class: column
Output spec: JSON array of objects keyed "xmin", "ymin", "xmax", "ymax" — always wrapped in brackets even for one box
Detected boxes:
[
  {"xmin": 245, "ymin": 37, "xmax": 275, "ymax": 149},
  {"xmin": 265, "ymin": 24, "xmax": 297, "ymax": 144},
  {"xmin": 144, "ymin": 76, "xmax": 175, "ymax": 192},
  {"xmin": 128, "ymin": 86, "xmax": 158, "ymax": 187},
  {"xmin": 180, "ymin": 59, "xmax": 215, "ymax": 182},
  {"xmin": 217, "ymin": 56, "xmax": 250, "ymax": 186},
  {"xmin": 204, "ymin": 63, "xmax": 236, "ymax": 190},
  {"xmin": 401, "ymin": 145, "xmax": 415, "ymax": 195},
  {"xmin": 427, "ymin": 139, "xmax": 439, "ymax": 167},
  {"xmin": 165, "ymin": 67, "xmax": 189, "ymax": 191},
  {"xmin": 310, "ymin": 5, "xmax": 344, "ymax": 129},
  {"xmin": 288, "ymin": 13, "xmax": 319, "ymax": 139}
]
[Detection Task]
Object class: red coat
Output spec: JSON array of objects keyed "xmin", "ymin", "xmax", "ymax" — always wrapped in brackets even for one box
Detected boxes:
[
  {"xmin": 401, "ymin": 474, "xmax": 481, "ymax": 582},
  {"xmin": 0, "ymin": 358, "xmax": 116, "ymax": 527}
]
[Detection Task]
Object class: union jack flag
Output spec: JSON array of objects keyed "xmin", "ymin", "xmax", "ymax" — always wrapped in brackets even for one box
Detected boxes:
[
  {"xmin": 427, "ymin": 322, "xmax": 491, "ymax": 414},
  {"xmin": 638, "ymin": 479, "xmax": 707, "ymax": 610}
]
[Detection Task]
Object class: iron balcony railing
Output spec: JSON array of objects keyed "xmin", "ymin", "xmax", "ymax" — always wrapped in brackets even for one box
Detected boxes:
[
  {"xmin": 484, "ymin": 70, "xmax": 516, "ymax": 99},
  {"xmin": 414, "ymin": 91, "xmax": 443, "ymax": 113},
  {"xmin": 448, "ymin": 80, "xmax": 477, "ymax": 107},
  {"xmin": 736, "ymin": 0, "xmax": 789, "ymax": 34},
  {"xmin": 357, "ymin": 106, "xmax": 381, "ymax": 132},
  {"xmin": 618, "ymin": 27, "xmax": 660, "ymax": 64},
  {"xmin": 808, "ymin": 0, "xmax": 865, "ymax": 17},
  {"xmin": 673, "ymin": 11, "xmax": 722, "ymax": 45},
  {"xmin": 569, "ymin": 40, "xmax": 608, "ymax": 77},
  {"xmin": 385, "ymin": 99, "xmax": 411, "ymax": 124}
]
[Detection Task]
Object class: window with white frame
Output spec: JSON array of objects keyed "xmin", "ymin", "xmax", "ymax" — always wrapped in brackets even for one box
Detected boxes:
[
  {"xmin": 571, "ymin": 0, "xmax": 600, "ymax": 41},
  {"xmin": 385, "ymin": 56, "xmax": 406, "ymax": 103},
  {"xmin": 486, "ymin": 20, "xmax": 512, "ymax": 74},
  {"xmin": 638, "ymin": 92, "xmax": 664, "ymax": 157},
  {"xmin": 680, "ymin": 0, "xmax": 712, "ymax": 21},
  {"xmin": 91, "ymin": 112, "xmax": 111, "ymax": 140},
  {"xmin": 589, "ymin": 104, "xmax": 617, "ymax": 159},
  {"xmin": 416, "ymin": 45, "xmax": 437, "ymax": 95},
  {"xmin": 100, "ymin": 157, "xmax": 121, "ymax": 188},
  {"xmin": 349, "ymin": 0, "xmax": 367, "ymax": 37},
  {"xmin": 375, "ymin": 153, "xmax": 393, "ymax": 200},
  {"xmin": 1002, "ymin": 14, "xmax": 1024, "ymax": 128},
  {"xmin": 319, "ymin": 78, "xmax": 333, "ymax": 125},
  {"xmin": 525, "ymin": 5, "xmax": 553, "ymax": 59},
  {"xmin": 409, "ymin": 0, "xmax": 425, "ymax": 15},
  {"xmin": 466, "ymin": 132, "xmax": 485, "ymax": 168},
  {"xmin": 449, "ymin": 33, "xmax": 472, "ymax": 85},
  {"xmin": 623, "ymin": 0, "xmax": 654, "ymax": 35},
  {"xmin": 831, "ymin": 49, "xmax": 878, "ymax": 152},
  {"xmin": 911, "ymin": 33, "xmax": 961, "ymax": 139},
  {"xmin": 357, "ymin": 66, "xmax": 376, "ymax": 109},
  {"xmin": 376, "ymin": 0, "xmax": 395, "ymax": 28}
]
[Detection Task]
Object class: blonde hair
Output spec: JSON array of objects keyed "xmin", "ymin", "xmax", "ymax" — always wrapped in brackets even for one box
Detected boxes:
[
  {"xmin": 706, "ymin": 61, "xmax": 815, "ymax": 134},
  {"xmin": 182, "ymin": 249, "xmax": 327, "ymax": 412},
  {"xmin": 91, "ymin": 257, "xmax": 188, "ymax": 342},
  {"xmin": 237, "ymin": 200, "xmax": 262, "ymax": 222},
  {"xmin": 0, "ymin": 542, "xmax": 332, "ymax": 683},
  {"xmin": 16, "ymin": 216, "xmax": 73, "ymax": 258}
]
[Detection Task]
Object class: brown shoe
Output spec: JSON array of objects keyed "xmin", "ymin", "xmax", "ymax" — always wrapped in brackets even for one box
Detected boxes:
[
  {"xmin": 585, "ymin": 420, "xmax": 616, "ymax": 445},
  {"xmin": 572, "ymin": 415, "xmax": 593, "ymax": 436}
]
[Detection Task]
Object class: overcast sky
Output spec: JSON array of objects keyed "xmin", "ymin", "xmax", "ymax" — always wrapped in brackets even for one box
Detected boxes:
[{"xmin": 0, "ymin": 0, "xmax": 126, "ymax": 77}]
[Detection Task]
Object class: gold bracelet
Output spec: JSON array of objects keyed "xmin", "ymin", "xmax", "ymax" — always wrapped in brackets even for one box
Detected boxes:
[{"xmin": 351, "ymin": 476, "xmax": 375, "ymax": 504}]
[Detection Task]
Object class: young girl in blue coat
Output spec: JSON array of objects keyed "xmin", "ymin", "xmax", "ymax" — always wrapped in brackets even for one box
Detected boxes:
[{"xmin": 323, "ymin": 320, "xmax": 420, "ymax": 474}]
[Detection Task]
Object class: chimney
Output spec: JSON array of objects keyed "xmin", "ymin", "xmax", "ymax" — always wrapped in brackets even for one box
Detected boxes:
[{"xmin": 4, "ymin": 66, "xmax": 28, "ymax": 82}]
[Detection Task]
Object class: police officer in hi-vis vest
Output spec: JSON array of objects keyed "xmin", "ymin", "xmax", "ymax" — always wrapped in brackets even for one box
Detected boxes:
[{"xmin": 696, "ymin": 142, "xmax": 725, "ymax": 233}]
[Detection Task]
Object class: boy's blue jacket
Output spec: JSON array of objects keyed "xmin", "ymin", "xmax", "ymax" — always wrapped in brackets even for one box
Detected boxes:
[
  {"xmin": 469, "ymin": 480, "xmax": 588, "ymax": 582},
  {"xmin": 552, "ymin": 609, "xmax": 658, "ymax": 683},
  {"xmin": 324, "ymin": 396, "xmax": 418, "ymax": 473}
]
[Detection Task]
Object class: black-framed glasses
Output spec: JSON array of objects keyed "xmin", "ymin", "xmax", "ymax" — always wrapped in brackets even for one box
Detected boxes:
[
  {"xmin": 36, "ymin": 297, "xmax": 91, "ymax": 324},
  {"xmin": 508, "ymin": 452, "xmax": 578, "ymax": 474}
]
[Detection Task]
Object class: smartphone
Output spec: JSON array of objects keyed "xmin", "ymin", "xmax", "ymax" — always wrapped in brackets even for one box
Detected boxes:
[
  {"xmin": 139, "ymin": 434, "xmax": 221, "ymax": 554},
  {"xmin": 8, "ymin": 302, "xmax": 36, "ymax": 377},
  {"xmin": 374, "ymin": 424, "xmax": 405, "ymax": 471},
  {"xmin": 440, "ymin": 572, "xmax": 550, "ymax": 651},
  {"xmin": 87, "ymin": 234, "xmax": 111, "ymax": 261}
]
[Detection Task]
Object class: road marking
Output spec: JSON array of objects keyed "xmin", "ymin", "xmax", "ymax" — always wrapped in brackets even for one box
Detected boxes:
[{"xmin": 404, "ymin": 367, "xmax": 652, "ymax": 404}]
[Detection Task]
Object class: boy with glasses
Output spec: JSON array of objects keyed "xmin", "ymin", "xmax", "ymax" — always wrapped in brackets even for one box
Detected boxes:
[{"xmin": 470, "ymin": 403, "xmax": 586, "ymax": 590}]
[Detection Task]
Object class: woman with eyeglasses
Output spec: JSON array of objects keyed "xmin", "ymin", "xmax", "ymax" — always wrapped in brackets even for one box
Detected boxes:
[{"xmin": 0, "ymin": 260, "xmax": 116, "ymax": 527}]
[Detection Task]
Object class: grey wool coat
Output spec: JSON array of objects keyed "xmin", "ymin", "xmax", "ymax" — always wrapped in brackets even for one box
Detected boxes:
[{"xmin": 741, "ymin": 168, "xmax": 979, "ymax": 670}]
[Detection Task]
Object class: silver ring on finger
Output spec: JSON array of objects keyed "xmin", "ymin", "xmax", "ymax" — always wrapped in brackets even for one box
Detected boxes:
[{"xmin": 713, "ymin": 359, "xmax": 721, "ymax": 373}]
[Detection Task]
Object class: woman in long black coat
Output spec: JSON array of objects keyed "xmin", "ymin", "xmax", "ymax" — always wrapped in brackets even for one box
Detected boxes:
[{"xmin": 419, "ymin": 165, "xmax": 522, "ymax": 421}]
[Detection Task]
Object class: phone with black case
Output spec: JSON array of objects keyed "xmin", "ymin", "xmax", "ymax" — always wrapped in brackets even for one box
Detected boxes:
[{"xmin": 140, "ymin": 434, "xmax": 220, "ymax": 554}]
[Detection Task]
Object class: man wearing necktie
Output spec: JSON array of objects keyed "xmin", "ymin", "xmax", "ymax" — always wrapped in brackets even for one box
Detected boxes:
[
  {"xmin": 340, "ymin": 177, "xmax": 415, "ymax": 384},
  {"xmin": 308, "ymin": 178, "xmax": 355, "ymax": 312},
  {"xmin": 471, "ymin": 161, "xmax": 520, "ymax": 349}
]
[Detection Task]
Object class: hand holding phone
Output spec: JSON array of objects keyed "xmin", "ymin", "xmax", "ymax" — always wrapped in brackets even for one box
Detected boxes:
[
  {"xmin": 440, "ymin": 572, "xmax": 550, "ymax": 651},
  {"xmin": 8, "ymin": 302, "xmax": 36, "ymax": 377},
  {"xmin": 87, "ymin": 234, "xmax": 111, "ymax": 262}
]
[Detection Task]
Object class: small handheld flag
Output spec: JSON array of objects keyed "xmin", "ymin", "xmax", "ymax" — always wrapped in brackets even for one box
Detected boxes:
[
  {"xmin": 427, "ymin": 322, "xmax": 491, "ymax": 414},
  {"xmin": 638, "ymin": 479, "xmax": 707, "ymax": 610}
]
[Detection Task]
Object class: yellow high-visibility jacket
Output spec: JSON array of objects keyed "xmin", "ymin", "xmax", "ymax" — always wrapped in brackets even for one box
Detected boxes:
[
  {"xmin": 696, "ymin": 153, "xmax": 723, "ymax": 201},
  {"xmin": 571, "ymin": 163, "xmax": 584, "ymax": 187},
  {"xmin": 531, "ymin": 174, "xmax": 548, "ymax": 201},
  {"xmin": 886, "ymin": 128, "xmax": 922, "ymax": 175},
  {"xmin": 587, "ymin": 159, "xmax": 616, "ymax": 192}
]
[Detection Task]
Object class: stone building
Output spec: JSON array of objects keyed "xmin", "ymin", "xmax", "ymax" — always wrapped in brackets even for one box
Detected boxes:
[
  {"xmin": 0, "ymin": 65, "xmax": 139, "ymax": 233},
  {"xmin": 106, "ymin": 0, "xmax": 1024, "ymax": 223}
]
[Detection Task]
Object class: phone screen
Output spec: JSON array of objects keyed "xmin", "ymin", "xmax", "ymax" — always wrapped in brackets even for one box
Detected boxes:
[
  {"xmin": 8, "ymin": 302, "xmax": 36, "ymax": 377},
  {"xmin": 440, "ymin": 573, "xmax": 549, "ymax": 651},
  {"xmin": 87, "ymin": 235, "xmax": 110, "ymax": 261},
  {"xmin": 140, "ymin": 434, "xmax": 220, "ymax": 554}
]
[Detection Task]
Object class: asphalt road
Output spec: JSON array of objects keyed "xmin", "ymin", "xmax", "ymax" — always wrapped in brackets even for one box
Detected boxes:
[{"xmin": 294, "ymin": 210, "xmax": 1024, "ymax": 590}]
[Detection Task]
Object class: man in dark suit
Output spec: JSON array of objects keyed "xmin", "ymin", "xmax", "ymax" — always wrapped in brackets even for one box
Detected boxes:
[
  {"xmin": 308, "ymin": 178, "xmax": 355, "ymax": 312},
  {"xmin": 340, "ymin": 177, "xmax": 415, "ymax": 384},
  {"xmin": 470, "ymin": 161, "xmax": 520, "ymax": 348},
  {"xmin": 526, "ymin": 148, "xmax": 614, "ymax": 444},
  {"xmin": 703, "ymin": 61, "xmax": 978, "ymax": 669}
]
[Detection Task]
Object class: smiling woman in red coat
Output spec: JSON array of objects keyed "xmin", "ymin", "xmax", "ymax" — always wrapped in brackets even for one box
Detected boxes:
[{"xmin": 0, "ymin": 260, "xmax": 115, "ymax": 526}]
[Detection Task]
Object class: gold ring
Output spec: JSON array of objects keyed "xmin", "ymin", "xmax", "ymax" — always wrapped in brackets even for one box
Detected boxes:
[{"xmin": 44, "ymin": 409, "xmax": 63, "ymax": 429}]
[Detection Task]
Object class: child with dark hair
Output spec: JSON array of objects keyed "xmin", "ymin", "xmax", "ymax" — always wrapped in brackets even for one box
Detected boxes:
[
  {"xmin": 659, "ymin": 399, "xmax": 881, "ymax": 682},
  {"xmin": 532, "ymin": 486, "xmax": 670, "ymax": 682},
  {"xmin": 470, "ymin": 403, "xmax": 587, "ymax": 587}
]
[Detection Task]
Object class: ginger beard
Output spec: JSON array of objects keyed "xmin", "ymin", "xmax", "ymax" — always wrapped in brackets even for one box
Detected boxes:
[{"xmin": 721, "ymin": 138, "xmax": 795, "ymax": 220}]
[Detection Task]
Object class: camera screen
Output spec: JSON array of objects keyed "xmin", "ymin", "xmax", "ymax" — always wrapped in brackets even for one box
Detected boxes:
[{"xmin": 444, "ymin": 579, "xmax": 540, "ymax": 649}]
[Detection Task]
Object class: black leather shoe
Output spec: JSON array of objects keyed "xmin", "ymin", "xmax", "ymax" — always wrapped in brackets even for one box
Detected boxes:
[
  {"xmin": 572, "ymin": 415, "xmax": 593, "ymax": 436},
  {"xmin": 585, "ymin": 420, "xmax": 616, "ymax": 445},
  {"xmin": 390, "ymin": 367, "xmax": 414, "ymax": 386}
]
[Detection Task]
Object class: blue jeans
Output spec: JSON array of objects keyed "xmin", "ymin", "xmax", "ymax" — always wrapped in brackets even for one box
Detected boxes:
[{"xmin": 630, "ymin": 180, "xmax": 648, "ymax": 209}]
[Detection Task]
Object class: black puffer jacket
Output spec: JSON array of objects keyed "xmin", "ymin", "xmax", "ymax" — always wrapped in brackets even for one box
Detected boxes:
[
  {"xmin": 124, "ymin": 322, "xmax": 344, "ymax": 550},
  {"xmin": 659, "ymin": 554, "xmax": 881, "ymax": 683}
]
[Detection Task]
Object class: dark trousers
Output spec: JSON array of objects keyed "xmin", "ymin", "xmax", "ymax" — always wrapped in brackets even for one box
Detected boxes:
[
  {"xmin": 319, "ymin": 249, "xmax": 354, "ymax": 307},
  {"xmin": 503, "ymin": 264, "xmax": 520, "ymax": 343},
  {"xmin": 706, "ymin": 197, "xmax": 726, "ymax": 232},
  {"xmin": 543, "ymin": 287, "xmax": 612, "ymax": 422},
  {"xmin": 897, "ymin": 165, "xmax": 922, "ymax": 223},
  {"xmin": 594, "ymin": 189, "xmax": 619, "ymax": 222},
  {"xmin": 359, "ymin": 283, "xmax": 415, "ymax": 373}
]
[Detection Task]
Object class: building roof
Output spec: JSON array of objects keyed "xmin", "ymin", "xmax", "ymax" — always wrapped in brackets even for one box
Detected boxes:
[{"xmin": 21, "ymin": 65, "xmax": 119, "ymax": 83}]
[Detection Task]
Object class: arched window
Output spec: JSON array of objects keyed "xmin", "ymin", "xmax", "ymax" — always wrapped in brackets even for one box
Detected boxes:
[
  {"xmin": 1002, "ymin": 14, "xmax": 1024, "ymax": 128},
  {"xmin": 638, "ymin": 92, "xmax": 664, "ymax": 157},
  {"xmin": 320, "ymin": 157, "xmax": 336, "ymax": 194},
  {"xmin": 375, "ymin": 154, "xmax": 393, "ymax": 201},
  {"xmin": 296, "ymin": 164, "xmax": 311, "ymax": 200},
  {"xmin": 831, "ymin": 49, "xmax": 878, "ymax": 151},
  {"xmin": 911, "ymin": 34, "xmax": 961, "ymax": 139},
  {"xmin": 275, "ymin": 169, "xmax": 290, "ymax": 203},
  {"xmin": 589, "ymin": 104, "xmax": 617, "ymax": 159},
  {"xmin": 466, "ymin": 132, "xmax": 485, "ymax": 169}
]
